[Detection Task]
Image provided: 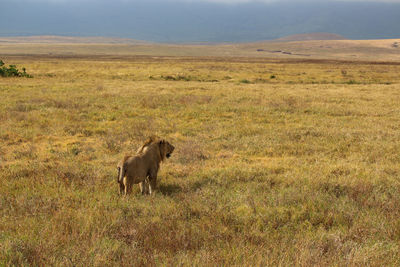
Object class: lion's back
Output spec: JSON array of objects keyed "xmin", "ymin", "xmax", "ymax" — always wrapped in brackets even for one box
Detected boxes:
[{"xmin": 125, "ymin": 155, "xmax": 150, "ymax": 179}]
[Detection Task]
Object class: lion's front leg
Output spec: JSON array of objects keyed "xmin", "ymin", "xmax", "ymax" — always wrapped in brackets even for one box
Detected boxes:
[{"xmin": 148, "ymin": 171, "xmax": 158, "ymax": 195}]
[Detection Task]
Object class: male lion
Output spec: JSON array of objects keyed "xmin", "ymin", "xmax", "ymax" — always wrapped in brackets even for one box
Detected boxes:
[{"xmin": 117, "ymin": 137, "xmax": 175, "ymax": 196}]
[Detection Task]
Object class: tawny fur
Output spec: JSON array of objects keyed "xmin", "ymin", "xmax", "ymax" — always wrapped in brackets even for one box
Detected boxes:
[
  {"xmin": 136, "ymin": 135, "xmax": 159, "ymax": 154},
  {"xmin": 117, "ymin": 137, "xmax": 174, "ymax": 196}
]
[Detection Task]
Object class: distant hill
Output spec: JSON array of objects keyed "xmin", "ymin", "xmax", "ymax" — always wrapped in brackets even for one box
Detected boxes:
[
  {"xmin": 0, "ymin": 36, "xmax": 149, "ymax": 44},
  {"xmin": 275, "ymin": 33, "xmax": 348, "ymax": 42}
]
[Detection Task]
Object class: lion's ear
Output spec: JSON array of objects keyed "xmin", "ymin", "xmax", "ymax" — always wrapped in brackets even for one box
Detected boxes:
[{"xmin": 159, "ymin": 140, "xmax": 165, "ymax": 145}]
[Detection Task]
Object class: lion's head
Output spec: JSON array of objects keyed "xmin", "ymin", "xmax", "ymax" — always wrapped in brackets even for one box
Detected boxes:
[
  {"xmin": 136, "ymin": 136, "xmax": 174, "ymax": 161},
  {"xmin": 158, "ymin": 139, "xmax": 175, "ymax": 161}
]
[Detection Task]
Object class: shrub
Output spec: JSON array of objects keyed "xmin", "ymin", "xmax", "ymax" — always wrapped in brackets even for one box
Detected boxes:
[
  {"xmin": 0, "ymin": 60, "xmax": 32, "ymax": 78},
  {"xmin": 160, "ymin": 74, "xmax": 194, "ymax": 81},
  {"xmin": 346, "ymin": 80, "xmax": 359, "ymax": 84}
]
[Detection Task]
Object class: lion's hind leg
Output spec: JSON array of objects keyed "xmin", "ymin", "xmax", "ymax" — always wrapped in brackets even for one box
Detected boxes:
[
  {"xmin": 123, "ymin": 177, "xmax": 133, "ymax": 196},
  {"xmin": 119, "ymin": 181, "xmax": 125, "ymax": 195},
  {"xmin": 139, "ymin": 178, "xmax": 150, "ymax": 195}
]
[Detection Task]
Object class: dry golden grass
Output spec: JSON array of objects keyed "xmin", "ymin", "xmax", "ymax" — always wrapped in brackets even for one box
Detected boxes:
[{"xmin": 1, "ymin": 51, "xmax": 400, "ymax": 265}]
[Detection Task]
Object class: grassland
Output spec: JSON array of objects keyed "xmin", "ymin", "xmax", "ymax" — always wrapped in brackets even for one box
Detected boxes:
[
  {"xmin": 1, "ymin": 47, "xmax": 400, "ymax": 265},
  {"xmin": 1, "ymin": 36, "xmax": 400, "ymax": 60}
]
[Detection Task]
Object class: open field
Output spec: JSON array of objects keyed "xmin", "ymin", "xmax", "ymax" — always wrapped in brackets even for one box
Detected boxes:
[
  {"xmin": 1, "ymin": 36, "xmax": 400, "ymax": 60},
  {"xmin": 1, "ymin": 47, "xmax": 400, "ymax": 265}
]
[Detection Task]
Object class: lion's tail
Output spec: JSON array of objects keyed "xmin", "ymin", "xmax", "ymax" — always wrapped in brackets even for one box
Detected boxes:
[
  {"xmin": 118, "ymin": 163, "xmax": 128, "ymax": 185},
  {"xmin": 117, "ymin": 165, "xmax": 125, "ymax": 184},
  {"xmin": 117, "ymin": 155, "xmax": 130, "ymax": 184}
]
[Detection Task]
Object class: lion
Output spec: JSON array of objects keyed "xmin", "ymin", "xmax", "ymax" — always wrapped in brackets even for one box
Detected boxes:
[{"xmin": 117, "ymin": 137, "xmax": 175, "ymax": 196}]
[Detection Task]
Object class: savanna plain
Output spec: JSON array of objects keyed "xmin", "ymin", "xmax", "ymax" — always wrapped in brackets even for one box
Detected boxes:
[{"xmin": 1, "ymin": 44, "xmax": 400, "ymax": 266}]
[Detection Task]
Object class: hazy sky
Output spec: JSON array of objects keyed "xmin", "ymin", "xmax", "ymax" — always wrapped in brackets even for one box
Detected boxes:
[
  {"xmin": 8, "ymin": 0, "xmax": 400, "ymax": 2},
  {"xmin": 2, "ymin": 0, "xmax": 400, "ymax": 42}
]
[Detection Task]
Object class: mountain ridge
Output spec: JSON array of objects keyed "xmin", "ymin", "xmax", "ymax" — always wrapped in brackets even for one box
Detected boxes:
[
  {"xmin": 0, "ymin": 36, "xmax": 149, "ymax": 44},
  {"xmin": 0, "ymin": 33, "xmax": 357, "ymax": 45},
  {"xmin": 275, "ymin": 33, "xmax": 348, "ymax": 42}
]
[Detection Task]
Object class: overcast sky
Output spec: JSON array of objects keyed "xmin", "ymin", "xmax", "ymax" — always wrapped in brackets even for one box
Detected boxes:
[
  {"xmin": 2, "ymin": 0, "xmax": 400, "ymax": 42},
  {"xmin": 7, "ymin": 0, "xmax": 400, "ymax": 2}
]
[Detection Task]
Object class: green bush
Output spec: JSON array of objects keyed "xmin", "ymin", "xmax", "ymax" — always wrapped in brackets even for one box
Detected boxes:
[{"xmin": 0, "ymin": 60, "xmax": 32, "ymax": 78}]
